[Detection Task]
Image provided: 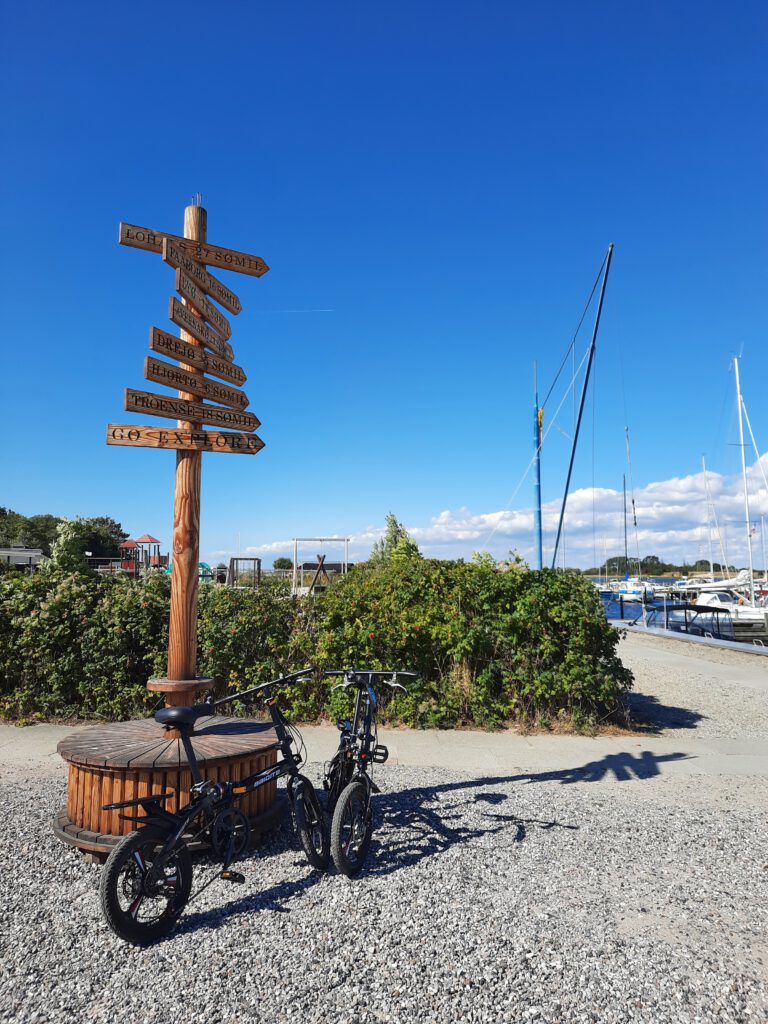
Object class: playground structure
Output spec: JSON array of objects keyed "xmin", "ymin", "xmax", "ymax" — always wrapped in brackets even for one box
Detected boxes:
[
  {"xmin": 291, "ymin": 537, "xmax": 351, "ymax": 594},
  {"xmin": 226, "ymin": 556, "xmax": 262, "ymax": 586},
  {"xmin": 87, "ymin": 533, "xmax": 169, "ymax": 576}
]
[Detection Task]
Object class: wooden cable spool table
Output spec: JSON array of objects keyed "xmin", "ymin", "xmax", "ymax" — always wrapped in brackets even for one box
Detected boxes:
[{"xmin": 55, "ymin": 715, "xmax": 281, "ymax": 858}]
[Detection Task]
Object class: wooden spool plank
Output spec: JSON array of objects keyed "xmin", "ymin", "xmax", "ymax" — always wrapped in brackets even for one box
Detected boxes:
[
  {"xmin": 99, "ymin": 773, "xmax": 111, "ymax": 835},
  {"xmin": 66, "ymin": 764, "xmax": 77, "ymax": 821}
]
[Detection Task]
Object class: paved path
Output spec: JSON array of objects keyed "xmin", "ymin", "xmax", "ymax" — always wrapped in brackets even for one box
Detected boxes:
[{"xmin": 2, "ymin": 629, "xmax": 766, "ymax": 784}]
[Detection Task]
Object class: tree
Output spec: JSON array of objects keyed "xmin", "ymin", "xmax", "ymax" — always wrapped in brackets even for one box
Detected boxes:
[
  {"xmin": 273, "ymin": 557, "xmax": 292, "ymax": 571},
  {"xmin": 46, "ymin": 519, "xmax": 95, "ymax": 572},
  {"xmin": 24, "ymin": 515, "xmax": 62, "ymax": 555},
  {"xmin": 369, "ymin": 513, "xmax": 421, "ymax": 564},
  {"xmin": 84, "ymin": 517, "xmax": 129, "ymax": 558}
]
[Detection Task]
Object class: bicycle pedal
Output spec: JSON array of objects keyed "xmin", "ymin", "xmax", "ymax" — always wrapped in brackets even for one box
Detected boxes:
[{"xmin": 220, "ymin": 870, "xmax": 245, "ymax": 884}]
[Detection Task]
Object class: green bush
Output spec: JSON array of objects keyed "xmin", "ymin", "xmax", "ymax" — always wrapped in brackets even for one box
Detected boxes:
[{"xmin": 0, "ymin": 561, "xmax": 632, "ymax": 727}]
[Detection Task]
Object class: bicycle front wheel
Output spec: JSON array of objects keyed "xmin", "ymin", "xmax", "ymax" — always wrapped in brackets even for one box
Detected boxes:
[
  {"xmin": 293, "ymin": 776, "xmax": 330, "ymax": 870},
  {"xmin": 331, "ymin": 779, "xmax": 373, "ymax": 877},
  {"xmin": 99, "ymin": 825, "xmax": 193, "ymax": 945}
]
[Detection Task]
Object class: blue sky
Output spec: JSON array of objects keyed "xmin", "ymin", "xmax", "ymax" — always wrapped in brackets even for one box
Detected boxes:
[{"xmin": 2, "ymin": 2, "xmax": 767, "ymax": 568}]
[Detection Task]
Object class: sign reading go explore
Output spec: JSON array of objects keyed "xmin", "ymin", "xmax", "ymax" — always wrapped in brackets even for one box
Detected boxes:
[{"xmin": 107, "ymin": 209, "xmax": 266, "ymax": 457}]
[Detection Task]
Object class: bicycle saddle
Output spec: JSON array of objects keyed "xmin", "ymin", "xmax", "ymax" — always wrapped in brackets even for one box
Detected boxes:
[{"xmin": 154, "ymin": 704, "xmax": 214, "ymax": 730}]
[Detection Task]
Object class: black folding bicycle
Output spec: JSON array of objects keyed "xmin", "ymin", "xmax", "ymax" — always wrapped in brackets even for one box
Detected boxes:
[
  {"xmin": 99, "ymin": 668, "xmax": 329, "ymax": 945},
  {"xmin": 322, "ymin": 669, "xmax": 415, "ymax": 876}
]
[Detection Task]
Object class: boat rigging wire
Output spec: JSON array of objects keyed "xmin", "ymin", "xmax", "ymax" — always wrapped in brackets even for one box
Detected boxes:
[
  {"xmin": 540, "ymin": 252, "xmax": 608, "ymax": 413},
  {"xmin": 482, "ymin": 251, "xmax": 610, "ymax": 554},
  {"xmin": 481, "ymin": 344, "xmax": 593, "ymax": 549}
]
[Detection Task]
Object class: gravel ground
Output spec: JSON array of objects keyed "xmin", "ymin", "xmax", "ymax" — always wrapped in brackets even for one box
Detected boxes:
[
  {"xmin": 619, "ymin": 632, "xmax": 768, "ymax": 739},
  {"xmin": 1, "ymin": 761, "xmax": 766, "ymax": 1024}
]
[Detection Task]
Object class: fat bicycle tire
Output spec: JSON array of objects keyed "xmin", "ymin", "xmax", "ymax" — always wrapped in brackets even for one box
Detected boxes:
[
  {"xmin": 99, "ymin": 825, "xmax": 193, "ymax": 945},
  {"xmin": 325, "ymin": 753, "xmax": 354, "ymax": 815},
  {"xmin": 293, "ymin": 776, "xmax": 330, "ymax": 871},
  {"xmin": 330, "ymin": 778, "xmax": 373, "ymax": 877}
]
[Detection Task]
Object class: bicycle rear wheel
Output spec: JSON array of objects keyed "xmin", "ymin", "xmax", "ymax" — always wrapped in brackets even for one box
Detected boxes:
[
  {"xmin": 330, "ymin": 778, "xmax": 373, "ymax": 877},
  {"xmin": 99, "ymin": 825, "xmax": 193, "ymax": 945}
]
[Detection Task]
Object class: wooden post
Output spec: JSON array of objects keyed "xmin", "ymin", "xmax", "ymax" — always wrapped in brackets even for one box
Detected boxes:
[{"xmin": 167, "ymin": 203, "xmax": 206, "ymax": 685}]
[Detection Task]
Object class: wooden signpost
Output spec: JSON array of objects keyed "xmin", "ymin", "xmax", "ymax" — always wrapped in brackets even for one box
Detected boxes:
[{"xmin": 108, "ymin": 201, "xmax": 267, "ymax": 699}]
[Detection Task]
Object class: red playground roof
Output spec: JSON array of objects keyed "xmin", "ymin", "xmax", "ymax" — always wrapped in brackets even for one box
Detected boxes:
[
  {"xmin": 135, "ymin": 534, "xmax": 161, "ymax": 544},
  {"xmin": 119, "ymin": 540, "xmax": 138, "ymax": 549}
]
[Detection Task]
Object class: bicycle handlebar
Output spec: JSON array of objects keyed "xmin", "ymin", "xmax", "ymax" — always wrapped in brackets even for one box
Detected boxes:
[
  {"xmin": 213, "ymin": 667, "xmax": 315, "ymax": 708},
  {"xmin": 325, "ymin": 669, "xmax": 416, "ymax": 692}
]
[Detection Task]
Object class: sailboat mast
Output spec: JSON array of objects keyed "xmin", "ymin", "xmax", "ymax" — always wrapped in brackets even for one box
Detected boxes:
[
  {"xmin": 702, "ymin": 455, "xmax": 715, "ymax": 577},
  {"xmin": 533, "ymin": 363, "xmax": 543, "ymax": 570},
  {"xmin": 734, "ymin": 356, "xmax": 756, "ymax": 605},
  {"xmin": 623, "ymin": 473, "xmax": 628, "ymax": 577},
  {"xmin": 551, "ymin": 243, "xmax": 614, "ymax": 569}
]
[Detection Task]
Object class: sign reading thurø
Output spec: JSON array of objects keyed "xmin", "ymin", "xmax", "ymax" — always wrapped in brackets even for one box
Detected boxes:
[
  {"xmin": 175, "ymin": 269, "xmax": 232, "ymax": 341},
  {"xmin": 144, "ymin": 355, "xmax": 249, "ymax": 409},
  {"xmin": 124, "ymin": 389, "xmax": 260, "ymax": 432},
  {"xmin": 107, "ymin": 424, "xmax": 264, "ymax": 455},
  {"xmin": 120, "ymin": 223, "xmax": 269, "ymax": 278},
  {"xmin": 149, "ymin": 327, "xmax": 246, "ymax": 386}
]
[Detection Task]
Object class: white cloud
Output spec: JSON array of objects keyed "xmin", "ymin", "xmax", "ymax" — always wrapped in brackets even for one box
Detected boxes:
[{"xmin": 204, "ymin": 455, "xmax": 768, "ymax": 569}]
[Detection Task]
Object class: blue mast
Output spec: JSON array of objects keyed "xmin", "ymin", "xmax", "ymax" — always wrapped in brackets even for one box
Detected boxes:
[{"xmin": 533, "ymin": 363, "xmax": 543, "ymax": 569}]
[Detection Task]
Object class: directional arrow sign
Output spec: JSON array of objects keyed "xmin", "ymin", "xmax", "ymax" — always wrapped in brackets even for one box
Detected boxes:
[
  {"xmin": 145, "ymin": 355, "xmax": 249, "ymax": 409},
  {"xmin": 169, "ymin": 297, "xmax": 235, "ymax": 362},
  {"xmin": 125, "ymin": 389, "xmax": 260, "ymax": 431},
  {"xmin": 149, "ymin": 328, "xmax": 246, "ymax": 386},
  {"xmin": 120, "ymin": 222, "xmax": 269, "ymax": 278},
  {"xmin": 175, "ymin": 269, "xmax": 232, "ymax": 341},
  {"xmin": 163, "ymin": 239, "xmax": 241, "ymax": 314},
  {"xmin": 107, "ymin": 424, "xmax": 265, "ymax": 454}
]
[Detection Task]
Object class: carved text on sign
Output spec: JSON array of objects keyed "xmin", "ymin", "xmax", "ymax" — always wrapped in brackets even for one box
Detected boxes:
[
  {"xmin": 145, "ymin": 355, "xmax": 249, "ymax": 409},
  {"xmin": 120, "ymin": 223, "xmax": 269, "ymax": 277},
  {"xmin": 162, "ymin": 239, "xmax": 241, "ymax": 314},
  {"xmin": 149, "ymin": 327, "xmax": 246, "ymax": 386},
  {"xmin": 107, "ymin": 424, "xmax": 264, "ymax": 454},
  {"xmin": 176, "ymin": 270, "xmax": 232, "ymax": 340},
  {"xmin": 125, "ymin": 389, "xmax": 260, "ymax": 431},
  {"xmin": 169, "ymin": 297, "xmax": 234, "ymax": 362}
]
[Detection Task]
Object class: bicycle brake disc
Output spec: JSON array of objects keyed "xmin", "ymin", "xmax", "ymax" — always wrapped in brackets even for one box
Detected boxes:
[{"xmin": 210, "ymin": 808, "xmax": 251, "ymax": 860}]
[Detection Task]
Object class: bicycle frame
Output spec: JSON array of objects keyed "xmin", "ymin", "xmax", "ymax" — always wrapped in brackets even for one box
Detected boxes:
[{"xmin": 107, "ymin": 673, "xmax": 314, "ymax": 876}]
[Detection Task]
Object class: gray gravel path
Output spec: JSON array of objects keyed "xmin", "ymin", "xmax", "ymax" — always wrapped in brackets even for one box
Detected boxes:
[
  {"xmin": 1, "ymin": 761, "xmax": 766, "ymax": 1024},
  {"xmin": 619, "ymin": 631, "xmax": 768, "ymax": 739},
  {"xmin": 2, "ymin": 632, "xmax": 767, "ymax": 1023}
]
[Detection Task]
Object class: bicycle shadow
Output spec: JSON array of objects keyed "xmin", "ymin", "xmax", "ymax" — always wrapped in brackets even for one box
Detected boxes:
[
  {"xmin": 176, "ymin": 829, "xmax": 328, "ymax": 937},
  {"xmin": 365, "ymin": 748, "xmax": 690, "ymax": 876},
  {"xmin": 175, "ymin": 748, "xmax": 690, "ymax": 933}
]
